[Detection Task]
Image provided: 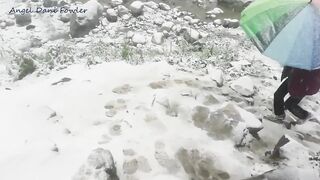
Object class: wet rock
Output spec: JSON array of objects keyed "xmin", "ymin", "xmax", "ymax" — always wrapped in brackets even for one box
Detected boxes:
[
  {"xmin": 70, "ymin": 0, "xmax": 103, "ymax": 38},
  {"xmin": 230, "ymin": 76, "xmax": 255, "ymax": 97},
  {"xmin": 149, "ymin": 80, "xmax": 169, "ymax": 89},
  {"xmin": 106, "ymin": 8, "xmax": 118, "ymax": 22},
  {"xmin": 222, "ymin": 18, "xmax": 240, "ymax": 28},
  {"xmin": 152, "ymin": 32, "xmax": 164, "ymax": 45},
  {"xmin": 192, "ymin": 106, "xmax": 210, "ymax": 126},
  {"xmin": 159, "ymin": 3, "xmax": 170, "ymax": 11},
  {"xmin": 199, "ymin": 94, "xmax": 220, "ymax": 105},
  {"xmin": 73, "ymin": 148, "xmax": 119, "ymax": 180},
  {"xmin": 176, "ymin": 148, "xmax": 230, "ymax": 180},
  {"xmin": 132, "ymin": 33, "xmax": 147, "ymax": 45},
  {"xmin": 129, "ymin": 1, "xmax": 144, "ymax": 16}
]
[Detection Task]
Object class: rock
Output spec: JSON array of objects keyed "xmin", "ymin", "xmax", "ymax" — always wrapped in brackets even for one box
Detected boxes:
[
  {"xmin": 161, "ymin": 21, "xmax": 174, "ymax": 32},
  {"xmin": 271, "ymin": 135, "xmax": 309, "ymax": 162},
  {"xmin": 206, "ymin": 8, "xmax": 224, "ymax": 15},
  {"xmin": 207, "ymin": 65, "xmax": 224, "ymax": 87},
  {"xmin": 15, "ymin": 12, "xmax": 31, "ymax": 26},
  {"xmin": 183, "ymin": 16, "xmax": 193, "ymax": 22},
  {"xmin": 123, "ymin": 159, "xmax": 138, "ymax": 174},
  {"xmin": 70, "ymin": 0, "xmax": 103, "ymax": 38},
  {"xmin": 112, "ymin": 84, "xmax": 132, "ymax": 94},
  {"xmin": 176, "ymin": 148, "xmax": 230, "ymax": 180},
  {"xmin": 213, "ymin": 19, "xmax": 222, "ymax": 26},
  {"xmin": 159, "ymin": 3, "xmax": 170, "ymax": 11},
  {"xmin": 132, "ymin": 33, "xmax": 146, "ymax": 45},
  {"xmin": 198, "ymin": 93, "xmax": 220, "ymax": 105},
  {"xmin": 151, "ymin": 32, "xmax": 164, "ymax": 45},
  {"xmin": 182, "ymin": 27, "xmax": 201, "ymax": 43},
  {"xmin": 222, "ymin": 18, "xmax": 240, "ymax": 28},
  {"xmin": 149, "ymin": 81, "xmax": 169, "ymax": 89},
  {"xmin": 230, "ymin": 76, "xmax": 255, "ymax": 97},
  {"xmin": 111, "ymin": 0, "xmax": 123, "ymax": 7},
  {"xmin": 106, "ymin": 8, "xmax": 118, "ymax": 22},
  {"xmin": 59, "ymin": 13, "xmax": 71, "ymax": 23},
  {"xmin": 73, "ymin": 148, "xmax": 119, "ymax": 180},
  {"xmin": 43, "ymin": 0, "xmax": 58, "ymax": 7},
  {"xmin": 0, "ymin": 22, "xmax": 6, "ymax": 29},
  {"xmin": 129, "ymin": 1, "xmax": 144, "ymax": 16},
  {"xmin": 137, "ymin": 156, "xmax": 152, "ymax": 172},
  {"xmin": 154, "ymin": 18, "xmax": 164, "ymax": 26},
  {"xmin": 26, "ymin": 24, "xmax": 35, "ymax": 30},
  {"xmin": 117, "ymin": 5, "xmax": 129, "ymax": 16},
  {"xmin": 144, "ymin": 1, "xmax": 159, "ymax": 9}
]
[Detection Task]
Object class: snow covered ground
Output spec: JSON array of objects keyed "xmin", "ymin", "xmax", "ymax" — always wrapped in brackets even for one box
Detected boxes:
[{"xmin": 1, "ymin": 0, "xmax": 320, "ymax": 180}]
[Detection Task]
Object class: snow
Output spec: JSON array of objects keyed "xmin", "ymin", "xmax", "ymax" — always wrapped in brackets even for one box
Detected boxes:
[{"xmin": 1, "ymin": 0, "xmax": 320, "ymax": 179}]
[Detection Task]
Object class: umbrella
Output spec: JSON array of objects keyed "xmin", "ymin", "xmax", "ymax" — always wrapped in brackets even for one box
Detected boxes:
[{"xmin": 240, "ymin": 0, "xmax": 320, "ymax": 70}]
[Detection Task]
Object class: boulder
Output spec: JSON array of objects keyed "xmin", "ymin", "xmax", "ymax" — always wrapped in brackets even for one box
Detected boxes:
[
  {"xmin": 111, "ymin": 0, "xmax": 123, "ymax": 7},
  {"xmin": 106, "ymin": 8, "xmax": 118, "ymax": 22},
  {"xmin": 161, "ymin": 21, "xmax": 174, "ymax": 32},
  {"xmin": 73, "ymin": 148, "xmax": 119, "ymax": 180},
  {"xmin": 132, "ymin": 33, "xmax": 147, "ymax": 45},
  {"xmin": 230, "ymin": 76, "xmax": 255, "ymax": 97},
  {"xmin": 129, "ymin": 1, "xmax": 144, "ymax": 16},
  {"xmin": 144, "ymin": 1, "xmax": 159, "ymax": 9},
  {"xmin": 117, "ymin": 5, "xmax": 129, "ymax": 16},
  {"xmin": 159, "ymin": 2, "xmax": 170, "ymax": 11},
  {"xmin": 151, "ymin": 32, "xmax": 164, "ymax": 45},
  {"xmin": 182, "ymin": 27, "xmax": 201, "ymax": 43},
  {"xmin": 70, "ymin": 0, "xmax": 103, "ymax": 38},
  {"xmin": 207, "ymin": 65, "xmax": 224, "ymax": 87},
  {"xmin": 222, "ymin": 18, "xmax": 240, "ymax": 28},
  {"xmin": 15, "ymin": 13, "xmax": 31, "ymax": 26}
]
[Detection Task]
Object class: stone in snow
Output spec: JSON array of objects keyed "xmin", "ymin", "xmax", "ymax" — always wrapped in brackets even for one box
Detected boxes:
[
  {"xmin": 208, "ymin": 66, "xmax": 224, "ymax": 87},
  {"xmin": 14, "ymin": 6, "xmax": 32, "ymax": 26},
  {"xmin": 144, "ymin": 1, "xmax": 159, "ymax": 9},
  {"xmin": 106, "ymin": 8, "xmax": 118, "ymax": 22},
  {"xmin": 73, "ymin": 148, "xmax": 119, "ymax": 180},
  {"xmin": 161, "ymin": 21, "xmax": 174, "ymax": 32},
  {"xmin": 230, "ymin": 76, "xmax": 255, "ymax": 97},
  {"xmin": 111, "ymin": 0, "xmax": 123, "ymax": 7},
  {"xmin": 129, "ymin": 1, "xmax": 144, "ymax": 16},
  {"xmin": 206, "ymin": 8, "xmax": 224, "ymax": 15},
  {"xmin": 132, "ymin": 33, "xmax": 147, "ymax": 45},
  {"xmin": 182, "ymin": 27, "xmax": 201, "ymax": 43},
  {"xmin": 70, "ymin": 0, "xmax": 103, "ymax": 38},
  {"xmin": 117, "ymin": 5, "xmax": 129, "ymax": 16},
  {"xmin": 213, "ymin": 19, "xmax": 222, "ymax": 25},
  {"xmin": 152, "ymin": 32, "xmax": 164, "ymax": 45},
  {"xmin": 159, "ymin": 3, "xmax": 171, "ymax": 11}
]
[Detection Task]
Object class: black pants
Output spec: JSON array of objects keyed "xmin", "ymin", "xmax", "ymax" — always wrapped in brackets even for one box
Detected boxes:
[{"xmin": 273, "ymin": 67, "xmax": 304, "ymax": 116}]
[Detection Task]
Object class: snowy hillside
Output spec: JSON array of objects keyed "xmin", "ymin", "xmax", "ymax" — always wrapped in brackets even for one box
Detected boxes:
[{"xmin": 1, "ymin": 0, "xmax": 320, "ymax": 180}]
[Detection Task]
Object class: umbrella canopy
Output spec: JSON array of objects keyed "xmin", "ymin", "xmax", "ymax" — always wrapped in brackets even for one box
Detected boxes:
[{"xmin": 240, "ymin": 0, "xmax": 320, "ymax": 70}]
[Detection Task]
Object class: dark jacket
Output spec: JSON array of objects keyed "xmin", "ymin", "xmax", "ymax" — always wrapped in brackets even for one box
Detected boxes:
[{"xmin": 282, "ymin": 66, "xmax": 320, "ymax": 97}]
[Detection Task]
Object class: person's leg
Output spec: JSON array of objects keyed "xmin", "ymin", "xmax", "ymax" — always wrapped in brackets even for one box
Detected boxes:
[
  {"xmin": 285, "ymin": 96, "xmax": 309, "ymax": 119},
  {"xmin": 274, "ymin": 79, "xmax": 289, "ymax": 117}
]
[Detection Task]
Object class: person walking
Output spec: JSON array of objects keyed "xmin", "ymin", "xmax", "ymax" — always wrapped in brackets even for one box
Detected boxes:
[{"xmin": 274, "ymin": 66, "xmax": 320, "ymax": 120}]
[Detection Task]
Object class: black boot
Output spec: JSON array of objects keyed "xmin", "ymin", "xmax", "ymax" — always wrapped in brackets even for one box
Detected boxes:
[{"xmin": 287, "ymin": 104, "xmax": 310, "ymax": 120}]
